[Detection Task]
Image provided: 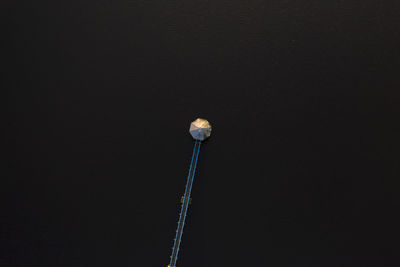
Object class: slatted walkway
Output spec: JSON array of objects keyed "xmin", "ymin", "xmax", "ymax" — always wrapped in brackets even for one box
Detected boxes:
[{"xmin": 168, "ymin": 140, "xmax": 202, "ymax": 267}]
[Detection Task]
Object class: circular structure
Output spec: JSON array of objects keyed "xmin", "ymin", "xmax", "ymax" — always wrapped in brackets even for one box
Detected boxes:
[{"xmin": 189, "ymin": 118, "xmax": 212, "ymax": 141}]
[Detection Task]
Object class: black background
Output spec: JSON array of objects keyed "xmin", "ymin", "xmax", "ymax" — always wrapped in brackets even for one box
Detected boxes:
[{"xmin": 4, "ymin": 0, "xmax": 400, "ymax": 266}]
